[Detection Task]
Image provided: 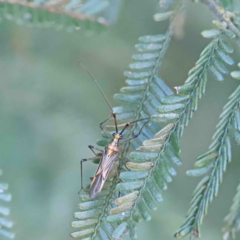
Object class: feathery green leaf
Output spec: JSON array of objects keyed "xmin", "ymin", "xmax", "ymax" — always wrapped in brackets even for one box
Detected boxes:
[
  {"xmin": 175, "ymin": 85, "xmax": 240, "ymax": 239},
  {"xmin": 0, "ymin": 0, "xmax": 120, "ymax": 31},
  {"xmin": 0, "ymin": 169, "xmax": 14, "ymax": 239}
]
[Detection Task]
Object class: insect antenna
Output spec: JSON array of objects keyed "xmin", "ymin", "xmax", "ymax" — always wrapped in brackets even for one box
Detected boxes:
[
  {"xmin": 79, "ymin": 63, "xmax": 113, "ymax": 112},
  {"xmin": 79, "ymin": 63, "xmax": 118, "ymax": 133}
]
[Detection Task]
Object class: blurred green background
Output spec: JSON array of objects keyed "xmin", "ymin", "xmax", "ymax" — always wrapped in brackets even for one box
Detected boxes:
[{"xmin": 0, "ymin": 0, "xmax": 240, "ymax": 239}]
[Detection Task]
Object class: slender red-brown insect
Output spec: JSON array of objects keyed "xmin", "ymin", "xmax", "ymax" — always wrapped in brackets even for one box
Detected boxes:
[{"xmin": 80, "ymin": 65, "xmax": 149, "ymax": 199}]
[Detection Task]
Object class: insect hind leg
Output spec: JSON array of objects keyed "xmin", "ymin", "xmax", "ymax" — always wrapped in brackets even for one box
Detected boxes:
[
  {"xmin": 78, "ymin": 146, "xmax": 103, "ymax": 195},
  {"xmin": 121, "ymin": 119, "xmax": 149, "ymax": 144},
  {"xmin": 88, "ymin": 145, "xmax": 103, "ymax": 156},
  {"xmin": 79, "ymin": 158, "xmax": 92, "ymax": 194}
]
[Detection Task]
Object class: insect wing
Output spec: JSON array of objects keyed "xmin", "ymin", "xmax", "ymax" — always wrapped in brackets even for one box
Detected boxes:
[{"xmin": 89, "ymin": 148, "xmax": 118, "ymax": 199}]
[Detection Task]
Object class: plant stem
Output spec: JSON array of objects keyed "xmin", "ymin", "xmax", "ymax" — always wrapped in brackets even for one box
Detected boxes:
[{"xmin": 200, "ymin": 0, "xmax": 240, "ymax": 39}]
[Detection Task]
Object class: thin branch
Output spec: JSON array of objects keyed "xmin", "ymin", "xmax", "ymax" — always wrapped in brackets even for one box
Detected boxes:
[
  {"xmin": 0, "ymin": 0, "xmax": 108, "ymax": 25},
  {"xmin": 200, "ymin": 0, "xmax": 240, "ymax": 39}
]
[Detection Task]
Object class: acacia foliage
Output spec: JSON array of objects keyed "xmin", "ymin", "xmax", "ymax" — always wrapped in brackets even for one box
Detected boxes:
[{"xmin": 69, "ymin": 0, "xmax": 240, "ymax": 239}]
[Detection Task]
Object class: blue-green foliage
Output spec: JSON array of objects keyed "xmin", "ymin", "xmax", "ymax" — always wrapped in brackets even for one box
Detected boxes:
[
  {"xmin": 221, "ymin": 64, "xmax": 240, "ymax": 240},
  {"xmin": 106, "ymin": 25, "xmax": 235, "ymax": 240},
  {"xmin": 223, "ymin": 179, "xmax": 240, "ymax": 240},
  {"xmin": 175, "ymin": 85, "xmax": 240, "ymax": 239},
  {"xmin": 70, "ymin": 32, "xmax": 174, "ymax": 239},
  {"xmin": 0, "ymin": 0, "xmax": 119, "ymax": 31},
  {"xmin": 0, "ymin": 169, "xmax": 14, "ymax": 239},
  {"xmin": 70, "ymin": 2, "xmax": 179, "ymax": 238},
  {"xmin": 70, "ymin": 1, "xmax": 240, "ymax": 239},
  {"xmin": 174, "ymin": 33, "xmax": 236, "ymax": 239}
]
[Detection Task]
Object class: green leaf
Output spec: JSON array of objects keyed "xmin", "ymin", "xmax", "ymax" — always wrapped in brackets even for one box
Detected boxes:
[
  {"xmin": 174, "ymin": 84, "xmax": 194, "ymax": 95},
  {"xmin": 188, "ymin": 65, "xmax": 203, "ymax": 76},
  {"xmin": 192, "ymin": 175, "xmax": 210, "ymax": 196},
  {"xmin": 174, "ymin": 226, "xmax": 192, "ymax": 238},
  {"xmin": 200, "ymin": 39, "xmax": 216, "ymax": 57},
  {"xmin": 232, "ymin": 129, "xmax": 240, "ymax": 144},
  {"xmin": 152, "ymin": 113, "xmax": 180, "ymax": 122},
  {"xmin": 120, "ymin": 171, "xmax": 148, "ymax": 180},
  {"xmin": 113, "ymin": 104, "xmax": 138, "ymax": 114},
  {"xmin": 210, "ymin": 65, "xmax": 224, "ymax": 81},
  {"xmin": 219, "ymin": 39, "xmax": 234, "ymax": 53},
  {"xmin": 71, "ymin": 219, "xmax": 98, "ymax": 228},
  {"xmin": 176, "ymin": 86, "xmax": 240, "ymax": 239},
  {"xmin": 137, "ymin": 144, "xmax": 163, "ymax": 152},
  {"xmin": 156, "ymin": 103, "xmax": 184, "ymax": 113},
  {"xmin": 74, "ymin": 209, "xmax": 102, "ymax": 220},
  {"xmin": 78, "ymin": 199, "xmax": 105, "ymax": 210},
  {"xmin": 116, "ymin": 181, "xmax": 144, "ymax": 191},
  {"xmin": 71, "ymin": 228, "xmax": 95, "ymax": 238},
  {"xmin": 138, "ymin": 34, "xmax": 166, "ymax": 43},
  {"xmin": 114, "ymin": 191, "xmax": 139, "ymax": 206},
  {"xmin": 160, "ymin": 94, "xmax": 189, "ymax": 104},
  {"xmin": 231, "ymin": 71, "xmax": 240, "ymax": 80},
  {"xmin": 129, "ymin": 61, "xmax": 155, "ymax": 70},
  {"xmin": 126, "ymin": 162, "xmax": 153, "ymax": 171},
  {"xmin": 216, "ymin": 50, "xmax": 234, "ymax": 65},
  {"xmin": 135, "ymin": 43, "xmax": 162, "ymax": 52},
  {"xmin": 153, "ymin": 170, "xmax": 167, "ymax": 190},
  {"xmin": 98, "ymin": 227, "xmax": 110, "ymax": 240},
  {"xmin": 110, "ymin": 202, "xmax": 134, "ymax": 215},
  {"xmin": 0, "ymin": 0, "xmax": 111, "ymax": 32},
  {"xmin": 96, "ymin": 138, "xmax": 109, "ymax": 147},
  {"xmin": 201, "ymin": 29, "xmax": 219, "ymax": 38},
  {"xmin": 212, "ymin": 58, "xmax": 229, "ymax": 74},
  {"xmin": 194, "ymin": 151, "xmax": 217, "ymax": 167},
  {"xmin": 169, "ymin": 133, "xmax": 180, "ymax": 153},
  {"xmin": 128, "ymin": 222, "xmax": 137, "ymax": 239},
  {"xmin": 107, "ymin": 212, "xmax": 130, "ymax": 223},
  {"xmin": 132, "ymin": 53, "xmax": 159, "ymax": 61},
  {"xmin": 130, "ymin": 152, "xmax": 158, "ymax": 161},
  {"xmin": 153, "ymin": 11, "xmax": 174, "ymax": 22},
  {"xmin": 223, "ymin": 29, "xmax": 236, "ymax": 39},
  {"xmin": 166, "ymin": 145, "xmax": 182, "ymax": 165},
  {"xmin": 124, "ymin": 71, "xmax": 151, "ymax": 79},
  {"xmin": 153, "ymin": 123, "xmax": 174, "ymax": 138},
  {"xmin": 142, "ymin": 190, "xmax": 157, "ymax": 210},
  {"xmin": 0, "ymin": 170, "xmax": 14, "ymax": 239},
  {"xmin": 147, "ymin": 178, "xmax": 163, "ymax": 202},
  {"xmin": 125, "ymin": 79, "xmax": 148, "ymax": 86},
  {"xmin": 137, "ymin": 200, "xmax": 151, "ymax": 221},
  {"xmin": 112, "ymin": 222, "xmax": 127, "ymax": 239},
  {"xmin": 186, "ymin": 162, "xmax": 214, "ymax": 177},
  {"xmin": 114, "ymin": 93, "xmax": 142, "ymax": 103}
]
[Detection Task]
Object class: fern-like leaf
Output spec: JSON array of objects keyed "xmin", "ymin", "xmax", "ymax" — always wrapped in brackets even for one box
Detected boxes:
[
  {"xmin": 107, "ymin": 23, "xmax": 235, "ymax": 240},
  {"xmin": 70, "ymin": 2, "xmax": 182, "ymax": 239},
  {"xmin": 0, "ymin": 169, "xmax": 14, "ymax": 239},
  {"xmin": 221, "ymin": 64, "xmax": 240, "ymax": 240},
  {"xmin": 175, "ymin": 84, "xmax": 240, "ymax": 239},
  {"xmin": 223, "ymin": 179, "xmax": 240, "ymax": 240},
  {"xmin": 0, "ymin": 0, "xmax": 119, "ymax": 31},
  {"xmin": 71, "ymin": 3, "xmax": 236, "ymax": 240}
]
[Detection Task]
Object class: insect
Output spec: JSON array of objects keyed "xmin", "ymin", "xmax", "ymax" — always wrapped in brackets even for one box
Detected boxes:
[{"xmin": 79, "ymin": 65, "xmax": 149, "ymax": 199}]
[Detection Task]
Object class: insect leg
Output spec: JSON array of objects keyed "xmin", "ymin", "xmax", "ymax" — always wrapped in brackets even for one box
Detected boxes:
[
  {"xmin": 79, "ymin": 158, "xmax": 93, "ymax": 194},
  {"xmin": 88, "ymin": 145, "xmax": 103, "ymax": 156},
  {"xmin": 100, "ymin": 113, "xmax": 114, "ymax": 138},
  {"xmin": 120, "ymin": 117, "xmax": 149, "ymax": 135},
  {"xmin": 79, "ymin": 146, "xmax": 103, "ymax": 194},
  {"xmin": 120, "ymin": 120, "xmax": 149, "ymax": 144}
]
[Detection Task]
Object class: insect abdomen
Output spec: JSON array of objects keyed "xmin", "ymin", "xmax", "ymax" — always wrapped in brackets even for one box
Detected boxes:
[{"xmin": 89, "ymin": 174, "xmax": 104, "ymax": 199}]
